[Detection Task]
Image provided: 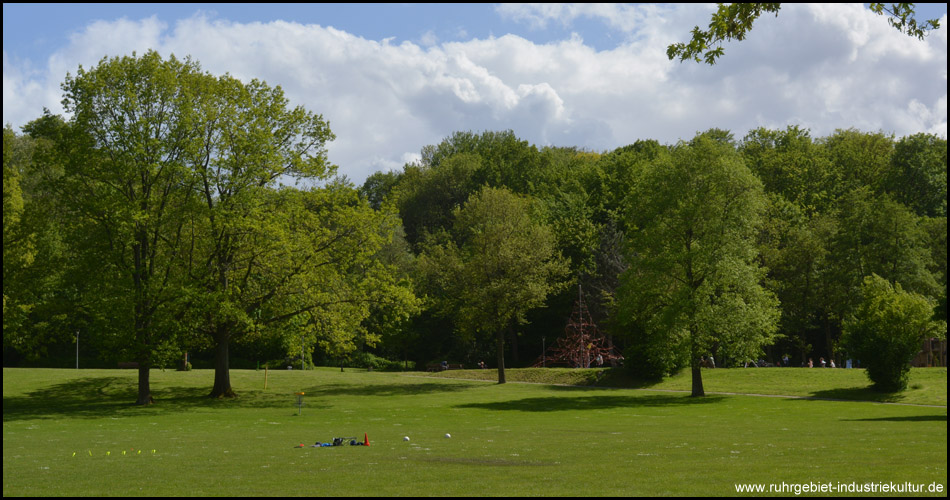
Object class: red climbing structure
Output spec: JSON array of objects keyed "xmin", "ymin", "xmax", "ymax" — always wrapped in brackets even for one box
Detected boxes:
[{"xmin": 533, "ymin": 286, "xmax": 622, "ymax": 368}]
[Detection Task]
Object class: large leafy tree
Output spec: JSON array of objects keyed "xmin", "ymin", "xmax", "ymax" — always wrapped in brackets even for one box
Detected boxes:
[
  {"xmin": 418, "ymin": 186, "xmax": 569, "ymax": 383},
  {"xmin": 617, "ymin": 132, "xmax": 780, "ymax": 396},
  {"xmin": 177, "ymin": 72, "xmax": 338, "ymax": 397},
  {"xmin": 58, "ymin": 51, "xmax": 208, "ymax": 404}
]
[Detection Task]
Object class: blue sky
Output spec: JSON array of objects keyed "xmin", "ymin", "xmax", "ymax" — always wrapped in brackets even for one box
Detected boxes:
[
  {"xmin": 2, "ymin": 3, "xmax": 645, "ymax": 58},
  {"xmin": 4, "ymin": 3, "xmax": 947, "ymax": 183}
]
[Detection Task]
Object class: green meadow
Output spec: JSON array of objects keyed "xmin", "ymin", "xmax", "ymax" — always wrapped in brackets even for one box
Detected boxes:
[{"xmin": 3, "ymin": 367, "xmax": 946, "ymax": 496}]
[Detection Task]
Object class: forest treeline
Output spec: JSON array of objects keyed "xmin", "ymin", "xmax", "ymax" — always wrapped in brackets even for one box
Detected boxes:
[{"xmin": 3, "ymin": 52, "xmax": 946, "ymax": 401}]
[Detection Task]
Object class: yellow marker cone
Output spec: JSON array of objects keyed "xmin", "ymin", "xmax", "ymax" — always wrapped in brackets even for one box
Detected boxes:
[
  {"xmin": 88, "ymin": 450, "xmax": 92, "ymax": 456},
  {"xmin": 137, "ymin": 450, "xmax": 141, "ymax": 454},
  {"xmin": 72, "ymin": 452, "xmax": 76, "ymax": 457},
  {"xmin": 122, "ymin": 450, "xmax": 127, "ymax": 455},
  {"xmin": 106, "ymin": 451, "xmax": 110, "ymax": 456}
]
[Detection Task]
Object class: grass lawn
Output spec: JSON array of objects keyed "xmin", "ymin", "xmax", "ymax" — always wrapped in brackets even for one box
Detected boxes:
[{"xmin": 3, "ymin": 367, "xmax": 947, "ymax": 496}]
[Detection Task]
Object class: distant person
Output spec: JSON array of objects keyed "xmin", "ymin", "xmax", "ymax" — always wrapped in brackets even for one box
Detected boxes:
[
  {"xmin": 808, "ymin": 358, "xmax": 814, "ymax": 368},
  {"xmin": 441, "ymin": 360, "xmax": 448, "ymax": 371},
  {"xmin": 782, "ymin": 354, "xmax": 790, "ymax": 367},
  {"xmin": 596, "ymin": 354, "xmax": 604, "ymax": 366},
  {"xmin": 478, "ymin": 360, "xmax": 486, "ymax": 369},
  {"xmin": 708, "ymin": 355, "xmax": 715, "ymax": 369},
  {"xmin": 829, "ymin": 359, "xmax": 836, "ymax": 368},
  {"xmin": 819, "ymin": 357, "xmax": 826, "ymax": 368}
]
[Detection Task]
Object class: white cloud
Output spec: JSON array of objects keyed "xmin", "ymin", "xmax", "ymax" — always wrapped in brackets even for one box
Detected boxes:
[{"xmin": 2, "ymin": 5, "xmax": 946, "ymax": 184}]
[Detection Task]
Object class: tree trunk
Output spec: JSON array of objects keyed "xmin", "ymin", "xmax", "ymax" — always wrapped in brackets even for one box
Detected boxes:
[
  {"xmin": 496, "ymin": 330, "xmax": 506, "ymax": 384},
  {"xmin": 210, "ymin": 331, "xmax": 236, "ymax": 398},
  {"xmin": 690, "ymin": 364, "xmax": 705, "ymax": 397},
  {"xmin": 135, "ymin": 366, "xmax": 154, "ymax": 405},
  {"xmin": 132, "ymin": 230, "xmax": 154, "ymax": 406}
]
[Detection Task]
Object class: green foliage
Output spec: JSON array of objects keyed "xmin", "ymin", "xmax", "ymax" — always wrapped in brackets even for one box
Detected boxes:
[
  {"xmin": 740, "ymin": 126, "xmax": 833, "ymax": 216},
  {"xmin": 826, "ymin": 188, "xmax": 940, "ymax": 317},
  {"xmin": 869, "ymin": 3, "xmax": 942, "ymax": 40},
  {"xmin": 418, "ymin": 186, "xmax": 569, "ymax": 382},
  {"xmin": 667, "ymin": 3, "xmax": 782, "ymax": 64},
  {"xmin": 819, "ymin": 129, "xmax": 895, "ymax": 199},
  {"xmin": 842, "ymin": 274, "xmax": 946, "ymax": 392},
  {"xmin": 52, "ymin": 51, "xmax": 213, "ymax": 403},
  {"xmin": 669, "ymin": 3, "xmax": 940, "ymax": 64},
  {"xmin": 344, "ymin": 351, "xmax": 414, "ymax": 371},
  {"xmin": 885, "ymin": 133, "xmax": 947, "ymax": 217},
  {"xmin": 3, "ymin": 127, "xmax": 31, "ymax": 335},
  {"xmin": 394, "ymin": 152, "xmax": 480, "ymax": 249},
  {"xmin": 617, "ymin": 132, "xmax": 780, "ymax": 393}
]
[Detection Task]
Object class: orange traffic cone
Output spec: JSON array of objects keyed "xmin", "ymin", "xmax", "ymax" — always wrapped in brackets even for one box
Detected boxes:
[{"xmin": 364, "ymin": 433, "xmax": 370, "ymax": 447}]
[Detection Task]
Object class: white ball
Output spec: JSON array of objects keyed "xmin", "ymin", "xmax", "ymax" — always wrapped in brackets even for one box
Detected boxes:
[
  {"xmin": 444, "ymin": 433, "xmax": 451, "ymax": 438},
  {"xmin": 403, "ymin": 436, "xmax": 410, "ymax": 441}
]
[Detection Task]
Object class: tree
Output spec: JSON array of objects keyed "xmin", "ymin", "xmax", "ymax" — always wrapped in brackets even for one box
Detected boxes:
[
  {"xmin": 177, "ymin": 72, "xmax": 337, "ymax": 398},
  {"xmin": 668, "ymin": 3, "xmax": 941, "ymax": 64},
  {"xmin": 58, "ymin": 51, "xmax": 207, "ymax": 404},
  {"xmin": 616, "ymin": 132, "xmax": 780, "ymax": 396},
  {"xmin": 418, "ymin": 187, "xmax": 569, "ymax": 383},
  {"xmin": 842, "ymin": 274, "xmax": 946, "ymax": 392}
]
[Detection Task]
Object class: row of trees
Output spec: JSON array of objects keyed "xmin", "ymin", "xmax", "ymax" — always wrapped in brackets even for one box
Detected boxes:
[
  {"xmin": 3, "ymin": 52, "xmax": 418, "ymax": 404},
  {"xmin": 4, "ymin": 51, "xmax": 946, "ymax": 399},
  {"xmin": 360, "ymin": 126, "xmax": 946, "ymax": 394}
]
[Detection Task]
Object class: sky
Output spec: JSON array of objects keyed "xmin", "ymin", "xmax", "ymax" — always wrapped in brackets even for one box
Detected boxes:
[{"xmin": 3, "ymin": 3, "xmax": 948, "ymax": 184}]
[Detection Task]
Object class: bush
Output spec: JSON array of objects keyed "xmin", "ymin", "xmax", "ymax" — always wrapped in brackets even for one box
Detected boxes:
[
  {"xmin": 842, "ymin": 275, "xmax": 946, "ymax": 392},
  {"xmin": 345, "ymin": 352, "xmax": 412, "ymax": 371},
  {"xmin": 623, "ymin": 326, "xmax": 689, "ymax": 381}
]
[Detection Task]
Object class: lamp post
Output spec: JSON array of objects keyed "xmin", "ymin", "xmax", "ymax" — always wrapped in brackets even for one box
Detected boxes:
[{"xmin": 76, "ymin": 330, "xmax": 79, "ymax": 369}]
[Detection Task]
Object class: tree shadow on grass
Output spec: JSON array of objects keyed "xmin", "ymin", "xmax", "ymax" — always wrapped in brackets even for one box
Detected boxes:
[
  {"xmin": 455, "ymin": 394, "xmax": 726, "ymax": 412},
  {"xmin": 2, "ymin": 378, "xmax": 480, "ymax": 422},
  {"xmin": 1, "ymin": 377, "xmax": 299, "ymax": 421},
  {"xmin": 809, "ymin": 387, "xmax": 910, "ymax": 404},
  {"xmin": 299, "ymin": 381, "xmax": 479, "ymax": 398},
  {"xmin": 3, "ymin": 376, "xmax": 136, "ymax": 421}
]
